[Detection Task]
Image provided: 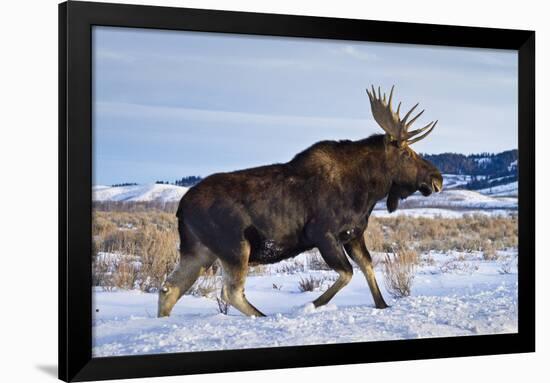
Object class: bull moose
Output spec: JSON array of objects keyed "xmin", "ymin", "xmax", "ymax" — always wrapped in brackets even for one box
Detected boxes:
[{"xmin": 158, "ymin": 86, "xmax": 443, "ymax": 317}]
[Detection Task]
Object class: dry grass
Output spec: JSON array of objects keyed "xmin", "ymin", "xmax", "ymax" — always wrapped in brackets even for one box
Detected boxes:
[
  {"xmin": 92, "ymin": 209, "xmax": 517, "ymax": 291},
  {"xmin": 438, "ymin": 258, "xmax": 479, "ymax": 274},
  {"xmin": 276, "ymin": 263, "xmax": 304, "ymax": 274},
  {"xmin": 363, "ymin": 218, "xmax": 385, "ymax": 251},
  {"xmin": 382, "ymin": 247, "xmax": 418, "ymax": 298},
  {"xmin": 92, "ymin": 211, "xmax": 179, "ymax": 292},
  {"xmin": 482, "ymin": 241, "xmax": 498, "ymax": 261},
  {"xmin": 365, "ymin": 214, "xmax": 517, "ymax": 254},
  {"xmin": 248, "ymin": 265, "xmax": 268, "ymax": 276},
  {"xmin": 498, "ymin": 255, "xmax": 517, "ymax": 275},
  {"xmin": 308, "ymin": 253, "xmax": 332, "ymax": 271},
  {"xmin": 298, "ymin": 275, "xmax": 333, "ymax": 292},
  {"xmin": 187, "ymin": 273, "xmax": 220, "ymax": 298},
  {"xmin": 216, "ymin": 296, "xmax": 230, "ymax": 315}
]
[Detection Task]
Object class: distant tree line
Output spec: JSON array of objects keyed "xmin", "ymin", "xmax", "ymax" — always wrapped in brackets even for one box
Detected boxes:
[
  {"xmin": 113, "ymin": 150, "xmax": 517, "ymax": 192},
  {"xmin": 110, "ymin": 182, "xmax": 138, "ymax": 187},
  {"xmin": 422, "ymin": 149, "xmax": 517, "ymax": 190},
  {"xmin": 154, "ymin": 176, "xmax": 203, "ymax": 187},
  {"xmin": 464, "ymin": 175, "xmax": 517, "ymax": 190},
  {"xmin": 174, "ymin": 176, "xmax": 202, "ymax": 186}
]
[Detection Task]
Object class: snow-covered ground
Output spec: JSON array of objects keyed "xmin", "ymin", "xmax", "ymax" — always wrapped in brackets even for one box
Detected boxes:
[
  {"xmin": 371, "ymin": 188, "xmax": 517, "ymax": 218},
  {"xmin": 92, "ymin": 250, "xmax": 518, "ymax": 357},
  {"xmin": 477, "ymin": 181, "xmax": 518, "ymax": 197},
  {"xmin": 390, "ymin": 189, "xmax": 516, "ymax": 210},
  {"xmin": 371, "ymin": 208, "xmax": 515, "ymax": 218},
  {"xmin": 92, "ymin": 183, "xmax": 188, "ymax": 202},
  {"xmin": 442, "ymin": 174, "xmax": 471, "ymax": 189},
  {"xmin": 91, "ymin": 178, "xmax": 519, "ymax": 356}
]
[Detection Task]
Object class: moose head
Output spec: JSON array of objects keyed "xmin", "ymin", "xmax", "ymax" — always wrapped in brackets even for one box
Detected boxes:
[{"xmin": 367, "ymin": 85, "xmax": 443, "ymax": 212}]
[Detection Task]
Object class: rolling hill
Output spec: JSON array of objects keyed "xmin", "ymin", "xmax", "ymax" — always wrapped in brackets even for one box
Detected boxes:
[{"xmin": 92, "ymin": 183, "xmax": 188, "ymax": 203}]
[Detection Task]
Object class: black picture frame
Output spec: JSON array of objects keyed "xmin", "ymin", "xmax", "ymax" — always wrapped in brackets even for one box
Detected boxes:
[{"xmin": 59, "ymin": 1, "xmax": 535, "ymax": 381}]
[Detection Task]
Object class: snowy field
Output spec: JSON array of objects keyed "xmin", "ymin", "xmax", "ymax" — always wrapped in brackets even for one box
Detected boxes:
[
  {"xmin": 92, "ymin": 178, "xmax": 518, "ymax": 357},
  {"xmin": 371, "ymin": 208, "xmax": 515, "ymax": 219},
  {"xmin": 92, "ymin": 250, "xmax": 518, "ymax": 357}
]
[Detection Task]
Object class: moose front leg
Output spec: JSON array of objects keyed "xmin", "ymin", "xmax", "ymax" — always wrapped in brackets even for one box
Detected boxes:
[
  {"xmin": 344, "ymin": 238, "xmax": 388, "ymax": 309},
  {"xmin": 313, "ymin": 234, "xmax": 353, "ymax": 308}
]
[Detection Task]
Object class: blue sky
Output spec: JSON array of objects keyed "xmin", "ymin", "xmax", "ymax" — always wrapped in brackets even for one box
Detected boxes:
[{"xmin": 92, "ymin": 26, "xmax": 518, "ymax": 185}]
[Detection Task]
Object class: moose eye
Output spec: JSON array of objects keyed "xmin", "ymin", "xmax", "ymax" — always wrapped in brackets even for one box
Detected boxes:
[
  {"xmin": 401, "ymin": 149, "xmax": 413, "ymax": 158},
  {"xmin": 161, "ymin": 286, "xmax": 169, "ymax": 293}
]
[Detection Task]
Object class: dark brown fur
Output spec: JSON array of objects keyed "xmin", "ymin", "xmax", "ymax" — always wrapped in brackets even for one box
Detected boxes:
[{"xmin": 158, "ymin": 134, "xmax": 442, "ymax": 317}]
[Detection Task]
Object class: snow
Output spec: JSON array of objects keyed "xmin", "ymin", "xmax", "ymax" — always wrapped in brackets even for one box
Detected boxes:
[
  {"xmin": 442, "ymin": 174, "xmax": 517, "ymax": 198},
  {"xmin": 92, "ymin": 250, "xmax": 518, "ymax": 357},
  {"xmin": 372, "ymin": 208, "xmax": 515, "ymax": 219},
  {"xmin": 474, "ymin": 157, "xmax": 492, "ymax": 165},
  {"xmin": 92, "ymin": 185, "xmax": 111, "ymax": 191},
  {"xmin": 92, "ymin": 183, "xmax": 188, "ymax": 202},
  {"xmin": 442, "ymin": 174, "xmax": 471, "ymax": 189},
  {"xmin": 399, "ymin": 189, "xmax": 516, "ymax": 209},
  {"xmin": 477, "ymin": 182, "xmax": 518, "ymax": 197},
  {"xmin": 375, "ymin": 189, "xmax": 517, "ymax": 214}
]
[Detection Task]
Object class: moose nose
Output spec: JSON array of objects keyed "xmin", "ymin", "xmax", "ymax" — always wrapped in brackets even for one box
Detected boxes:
[{"xmin": 431, "ymin": 174, "xmax": 443, "ymax": 193}]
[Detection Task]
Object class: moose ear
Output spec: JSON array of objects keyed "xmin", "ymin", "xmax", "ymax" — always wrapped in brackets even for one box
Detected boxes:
[{"xmin": 383, "ymin": 134, "xmax": 402, "ymax": 149}]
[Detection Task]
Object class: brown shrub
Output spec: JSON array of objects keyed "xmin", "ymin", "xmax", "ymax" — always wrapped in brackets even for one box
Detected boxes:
[
  {"xmin": 248, "ymin": 265, "xmax": 268, "ymax": 275},
  {"xmin": 364, "ymin": 219, "xmax": 385, "ymax": 252},
  {"xmin": 298, "ymin": 275, "xmax": 332, "ymax": 292},
  {"xmin": 92, "ymin": 211, "xmax": 179, "ymax": 291},
  {"xmin": 498, "ymin": 256, "xmax": 517, "ymax": 274},
  {"xmin": 92, "ymin": 255, "xmax": 113, "ymax": 290},
  {"xmin": 308, "ymin": 253, "xmax": 332, "ymax": 271},
  {"xmin": 383, "ymin": 247, "xmax": 418, "ymax": 298},
  {"xmin": 276, "ymin": 262, "xmax": 305, "ymax": 274},
  {"xmin": 439, "ymin": 258, "xmax": 479, "ymax": 274},
  {"xmin": 112, "ymin": 260, "xmax": 139, "ymax": 290},
  {"xmin": 187, "ymin": 273, "xmax": 219, "ymax": 298},
  {"xmin": 482, "ymin": 241, "xmax": 498, "ymax": 261},
  {"xmin": 372, "ymin": 214, "xmax": 517, "ymax": 254}
]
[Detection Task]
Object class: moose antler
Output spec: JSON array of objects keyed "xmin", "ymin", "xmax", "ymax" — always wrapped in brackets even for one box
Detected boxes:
[{"xmin": 366, "ymin": 85, "xmax": 437, "ymax": 146}]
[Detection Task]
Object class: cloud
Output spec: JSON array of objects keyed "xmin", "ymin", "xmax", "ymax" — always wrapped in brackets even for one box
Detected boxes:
[
  {"xmin": 339, "ymin": 45, "xmax": 378, "ymax": 62},
  {"xmin": 95, "ymin": 48, "xmax": 316, "ymax": 72},
  {"xmin": 95, "ymin": 49, "xmax": 136, "ymax": 63},
  {"xmin": 95, "ymin": 101, "xmax": 374, "ymax": 133},
  {"xmin": 463, "ymin": 50, "xmax": 518, "ymax": 69}
]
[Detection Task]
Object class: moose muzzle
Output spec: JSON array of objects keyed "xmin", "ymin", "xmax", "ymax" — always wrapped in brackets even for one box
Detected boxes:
[{"xmin": 419, "ymin": 174, "xmax": 443, "ymax": 196}]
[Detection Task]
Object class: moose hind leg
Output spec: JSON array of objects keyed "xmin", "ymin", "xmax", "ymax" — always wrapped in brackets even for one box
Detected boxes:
[
  {"xmin": 170, "ymin": 251, "xmax": 214, "ymax": 294},
  {"xmin": 158, "ymin": 247, "xmax": 215, "ymax": 317},
  {"xmin": 344, "ymin": 238, "xmax": 388, "ymax": 309},
  {"xmin": 220, "ymin": 241, "xmax": 265, "ymax": 317},
  {"xmin": 312, "ymin": 234, "xmax": 353, "ymax": 308}
]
